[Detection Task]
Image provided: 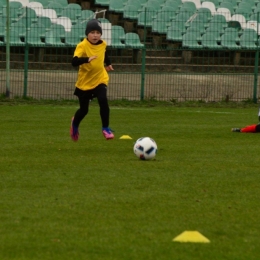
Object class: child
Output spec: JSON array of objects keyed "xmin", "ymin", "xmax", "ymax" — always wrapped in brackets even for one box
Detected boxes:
[{"xmin": 70, "ymin": 19, "xmax": 114, "ymax": 141}]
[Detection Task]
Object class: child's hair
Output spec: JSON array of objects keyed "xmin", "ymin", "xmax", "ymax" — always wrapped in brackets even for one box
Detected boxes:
[{"xmin": 85, "ymin": 19, "xmax": 102, "ymax": 36}]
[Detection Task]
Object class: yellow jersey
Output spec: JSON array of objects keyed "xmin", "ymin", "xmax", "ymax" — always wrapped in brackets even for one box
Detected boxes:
[{"xmin": 74, "ymin": 39, "xmax": 109, "ymax": 90}]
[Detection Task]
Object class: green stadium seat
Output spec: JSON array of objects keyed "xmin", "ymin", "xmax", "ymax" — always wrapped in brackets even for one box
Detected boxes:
[
  {"xmin": 218, "ymin": 2, "xmax": 235, "ymax": 15},
  {"xmin": 182, "ymin": 31, "xmax": 203, "ymax": 48},
  {"xmin": 95, "ymin": 0, "xmax": 110, "ymax": 7},
  {"xmin": 111, "ymin": 31, "xmax": 125, "ymax": 48},
  {"xmin": 230, "ymin": 14, "xmax": 246, "ymax": 30},
  {"xmin": 37, "ymin": 16, "xmax": 52, "ymax": 31},
  {"xmin": 30, "ymin": 22, "xmax": 47, "ymax": 37},
  {"xmin": 240, "ymin": 28, "xmax": 258, "ymax": 49},
  {"xmin": 125, "ymin": 32, "xmax": 144, "ymax": 48},
  {"xmin": 60, "ymin": 4, "xmax": 82, "ymax": 24},
  {"xmin": 166, "ymin": 27, "xmax": 183, "ymax": 41},
  {"xmin": 109, "ymin": 0, "xmax": 127, "ymax": 13},
  {"xmin": 71, "ymin": 21, "xmax": 87, "ymax": 40},
  {"xmin": 26, "ymin": 28, "xmax": 45, "ymax": 46},
  {"xmin": 46, "ymin": 2, "xmax": 63, "ymax": 17},
  {"xmin": 3, "ymin": 2, "xmax": 24, "ymax": 23},
  {"xmin": 246, "ymin": 20, "xmax": 260, "ymax": 35},
  {"xmin": 123, "ymin": 5, "xmax": 140, "ymax": 20},
  {"xmin": 220, "ymin": 27, "xmax": 240, "ymax": 48},
  {"xmin": 45, "ymin": 28, "xmax": 65, "ymax": 46},
  {"xmin": 77, "ymin": 10, "xmax": 94, "ymax": 23},
  {"xmin": 111, "ymin": 25, "xmax": 126, "ymax": 41},
  {"xmin": 10, "ymin": 20, "xmax": 27, "ymax": 38},
  {"xmin": 201, "ymin": 31, "xmax": 222, "ymax": 48},
  {"xmin": 65, "ymin": 30, "xmax": 82, "ymax": 46},
  {"xmin": 27, "ymin": 2, "xmax": 43, "ymax": 16},
  {"xmin": 137, "ymin": 6, "xmax": 158, "ymax": 27},
  {"xmin": 206, "ymin": 14, "xmax": 227, "ymax": 35},
  {"xmin": 8, "ymin": 28, "xmax": 25, "ymax": 46},
  {"xmin": 141, "ymin": 0, "xmax": 163, "ymax": 12},
  {"xmin": 178, "ymin": 2, "xmax": 197, "ymax": 14}
]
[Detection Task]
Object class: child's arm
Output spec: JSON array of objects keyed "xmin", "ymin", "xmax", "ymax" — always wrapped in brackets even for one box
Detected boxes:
[
  {"xmin": 104, "ymin": 51, "xmax": 114, "ymax": 71},
  {"xmin": 71, "ymin": 56, "xmax": 98, "ymax": 67}
]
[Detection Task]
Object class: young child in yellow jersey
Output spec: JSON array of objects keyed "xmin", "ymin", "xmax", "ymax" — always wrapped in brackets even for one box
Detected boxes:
[{"xmin": 70, "ymin": 19, "xmax": 114, "ymax": 141}]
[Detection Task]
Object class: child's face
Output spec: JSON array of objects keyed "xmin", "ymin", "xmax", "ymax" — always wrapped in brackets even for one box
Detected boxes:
[{"xmin": 87, "ymin": 30, "xmax": 101, "ymax": 44}]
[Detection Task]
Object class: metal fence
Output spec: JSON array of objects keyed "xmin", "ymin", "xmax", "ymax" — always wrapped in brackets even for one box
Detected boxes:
[{"xmin": 1, "ymin": 5, "xmax": 260, "ymax": 102}]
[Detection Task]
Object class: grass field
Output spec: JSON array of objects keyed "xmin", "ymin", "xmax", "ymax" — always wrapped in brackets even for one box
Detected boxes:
[{"xmin": 1, "ymin": 101, "xmax": 260, "ymax": 260}]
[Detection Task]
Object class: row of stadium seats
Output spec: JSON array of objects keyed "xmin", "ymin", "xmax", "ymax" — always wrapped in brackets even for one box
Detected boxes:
[
  {"xmin": 0, "ymin": 18, "xmax": 144, "ymax": 48},
  {"xmin": 181, "ymin": 27, "xmax": 260, "ymax": 49}
]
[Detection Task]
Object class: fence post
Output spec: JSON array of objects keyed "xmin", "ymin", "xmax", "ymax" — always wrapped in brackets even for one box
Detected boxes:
[
  {"xmin": 253, "ymin": 12, "xmax": 260, "ymax": 103},
  {"xmin": 23, "ymin": 7, "xmax": 29, "ymax": 97},
  {"xmin": 5, "ymin": 0, "xmax": 10, "ymax": 97},
  {"xmin": 140, "ymin": 8, "xmax": 147, "ymax": 100}
]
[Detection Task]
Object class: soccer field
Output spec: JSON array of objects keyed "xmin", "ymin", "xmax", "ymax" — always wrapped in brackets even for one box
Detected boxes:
[{"xmin": 1, "ymin": 102, "xmax": 260, "ymax": 260}]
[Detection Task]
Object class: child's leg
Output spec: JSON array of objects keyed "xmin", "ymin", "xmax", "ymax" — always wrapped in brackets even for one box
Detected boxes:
[
  {"xmin": 73, "ymin": 92, "xmax": 91, "ymax": 127},
  {"xmin": 95, "ymin": 84, "xmax": 109, "ymax": 128},
  {"xmin": 241, "ymin": 124, "xmax": 257, "ymax": 133}
]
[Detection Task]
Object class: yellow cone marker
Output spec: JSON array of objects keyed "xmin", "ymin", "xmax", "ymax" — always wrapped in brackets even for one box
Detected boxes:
[
  {"xmin": 119, "ymin": 135, "xmax": 132, "ymax": 139},
  {"xmin": 173, "ymin": 231, "xmax": 210, "ymax": 243}
]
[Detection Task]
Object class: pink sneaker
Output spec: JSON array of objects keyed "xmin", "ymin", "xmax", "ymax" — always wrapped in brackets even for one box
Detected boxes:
[
  {"xmin": 102, "ymin": 127, "xmax": 114, "ymax": 140},
  {"xmin": 70, "ymin": 117, "xmax": 79, "ymax": 141}
]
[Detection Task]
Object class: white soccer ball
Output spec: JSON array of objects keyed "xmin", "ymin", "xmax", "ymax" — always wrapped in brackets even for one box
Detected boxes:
[{"xmin": 133, "ymin": 137, "xmax": 157, "ymax": 160}]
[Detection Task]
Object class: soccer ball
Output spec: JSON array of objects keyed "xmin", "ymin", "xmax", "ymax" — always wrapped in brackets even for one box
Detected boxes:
[{"xmin": 133, "ymin": 137, "xmax": 157, "ymax": 160}]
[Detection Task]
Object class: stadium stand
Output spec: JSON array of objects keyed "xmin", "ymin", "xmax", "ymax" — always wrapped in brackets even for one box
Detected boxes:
[
  {"xmin": 56, "ymin": 16, "xmax": 72, "ymax": 32},
  {"xmin": 111, "ymin": 25, "xmax": 126, "ymax": 41},
  {"xmin": 40, "ymin": 9, "xmax": 58, "ymax": 23},
  {"xmin": 182, "ymin": 0, "xmax": 201, "ymax": 9}
]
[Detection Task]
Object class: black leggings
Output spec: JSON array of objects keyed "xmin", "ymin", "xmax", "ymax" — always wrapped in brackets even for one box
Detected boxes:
[{"xmin": 73, "ymin": 84, "xmax": 110, "ymax": 128}]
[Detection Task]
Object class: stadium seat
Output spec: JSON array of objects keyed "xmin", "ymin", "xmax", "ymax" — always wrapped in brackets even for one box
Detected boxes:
[
  {"xmin": 220, "ymin": 27, "xmax": 240, "ymax": 48},
  {"xmin": 182, "ymin": 31, "xmax": 203, "ymax": 48},
  {"xmin": 141, "ymin": 0, "xmax": 164, "ymax": 12},
  {"xmin": 50, "ymin": 23, "xmax": 66, "ymax": 39},
  {"xmin": 203, "ymin": 0, "xmax": 220, "ymax": 8},
  {"xmin": 166, "ymin": 27, "xmax": 183, "ymax": 41},
  {"xmin": 64, "ymin": 30, "xmax": 82, "ymax": 46},
  {"xmin": 60, "ymin": 4, "xmax": 81, "ymax": 24},
  {"xmin": 151, "ymin": 10, "xmax": 175, "ymax": 33},
  {"xmin": 40, "ymin": 9, "xmax": 58, "ymax": 23},
  {"xmin": 182, "ymin": 0, "xmax": 201, "ymax": 9},
  {"xmin": 201, "ymin": 31, "xmax": 222, "ymax": 48},
  {"xmin": 8, "ymin": 28, "xmax": 25, "ymax": 46},
  {"xmin": 10, "ymin": 0, "xmax": 29, "ymax": 7},
  {"xmin": 201, "ymin": 1, "xmax": 217, "ymax": 15},
  {"xmin": 30, "ymin": 21, "xmax": 48, "ymax": 37},
  {"xmin": 111, "ymin": 25, "xmax": 126, "ymax": 41},
  {"xmin": 125, "ymin": 32, "xmax": 144, "ymax": 48},
  {"xmin": 45, "ymin": 28, "xmax": 64, "ymax": 46},
  {"xmin": 216, "ymin": 7, "xmax": 232, "ymax": 21},
  {"xmin": 240, "ymin": 28, "xmax": 258, "ymax": 49},
  {"xmin": 230, "ymin": 14, "xmax": 246, "ymax": 30},
  {"xmin": 137, "ymin": 6, "xmax": 158, "ymax": 27},
  {"xmin": 77, "ymin": 10, "xmax": 95, "ymax": 23},
  {"xmin": 161, "ymin": 0, "xmax": 180, "ymax": 10},
  {"xmin": 109, "ymin": 0, "xmax": 127, "ymax": 13},
  {"xmin": 179, "ymin": 2, "xmax": 197, "ymax": 14},
  {"xmin": 123, "ymin": 4, "xmax": 140, "ymax": 20},
  {"xmin": 46, "ymin": 2, "xmax": 64, "ymax": 17},
  {"xmin": 22, "ymin": 7, "xmax": 38, "ymax": 25},
  {"xmin": 94, "ymin": 0, "xmax": 110, "ymax": 7},
  {"xmin": 218, "ymin": 2, "xmax": 235, "ymax": 15},
  {"xmin": 234, "ymin": 5, "xmax": 253, "ymax": 21},
  {"xmin": 246, "ymin": 20, "xmax": 260, "ymax": 35},
  {"xmin": 10, "ymin": 20, "xmax": 27, "ymax": 37},
  {"xmin": 32, "ymin": 0, "xmax": 49, "ymax": 8},
  {"xmin": 111, "ymin": 31, "xmax": 125, "ymax": 48},
  {"xmin": 206, "ymin": 14, "xmax": 227, "ymax": 35},
  {"xmin": 27, "ymin": 2, "xmax": 43, "ymax": 16},
  {"xmin": 26, "ymin": 28, "xmax": 45, "ymax": 46},
  {"xmin": 71, "ymin": 21, "xmax": 87, "ymax": 40},
  {"xmin": 37, "ymin": 16, "xmax": 52, "ymax": 31},
  {"xmin": 56, "ymin": 16, "xmax": 72, "ymax": 32},
  {"xmin": 3, "ymin": 1, "xmax": 24, "ymax": 23}
]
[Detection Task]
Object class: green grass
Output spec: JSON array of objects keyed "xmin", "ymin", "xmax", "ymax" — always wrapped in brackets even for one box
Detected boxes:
[{"xmin": 1, "ymin": 101, "xmax": 260, "ymax": 260}]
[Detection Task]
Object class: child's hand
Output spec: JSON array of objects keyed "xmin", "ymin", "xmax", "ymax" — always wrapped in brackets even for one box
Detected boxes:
[
  {"xmin": 88, "ymin": 56, "xmax": 97, "ymax": 62},
  {"xmin": 105, "ymin": 65, "xmax": 114, "ymax": 72}
]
